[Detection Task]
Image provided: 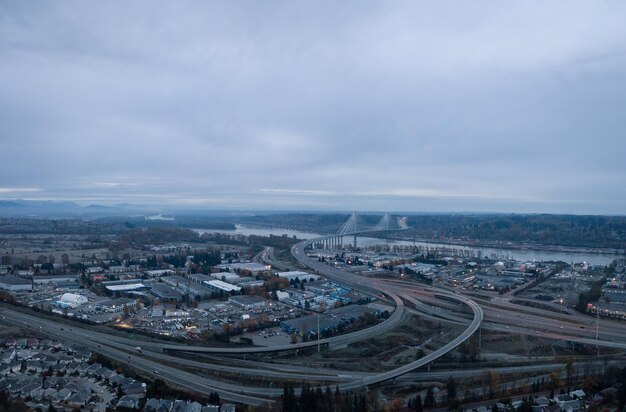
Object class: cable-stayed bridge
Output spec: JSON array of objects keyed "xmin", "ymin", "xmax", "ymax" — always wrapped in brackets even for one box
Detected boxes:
[{"xmin": 313, "ymin": 211, "xmax": 408, "ymax": 250}]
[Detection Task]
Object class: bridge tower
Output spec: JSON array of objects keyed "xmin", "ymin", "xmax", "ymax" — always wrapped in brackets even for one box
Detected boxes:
[
  {"xmin": 374, "ymin": 212, "xmax": 391, "ymax": 231},
  {"xmin": 337, "ymin": 211, "xmax": 359, "ymax": 248}
]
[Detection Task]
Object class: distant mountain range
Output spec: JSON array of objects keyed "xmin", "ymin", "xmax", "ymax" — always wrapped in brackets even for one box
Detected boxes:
[{"xmin": 0, "ymin": 200, "xmax": 149, "ymax": 217}]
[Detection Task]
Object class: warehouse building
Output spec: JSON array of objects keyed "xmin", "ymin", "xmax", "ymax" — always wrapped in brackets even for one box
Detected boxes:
[
  {"xmin": 0, "ymin": 276, "xmax": 32, "ymax": 291},
  {"xmin": 204, "ymin": 280, "xmax": 241, "ymax": 293}
]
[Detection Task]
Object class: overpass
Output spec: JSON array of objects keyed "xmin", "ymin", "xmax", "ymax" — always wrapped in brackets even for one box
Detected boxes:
[{"xmin": 289, "ymin": 220, "xmax": 485, "ymax": 388}]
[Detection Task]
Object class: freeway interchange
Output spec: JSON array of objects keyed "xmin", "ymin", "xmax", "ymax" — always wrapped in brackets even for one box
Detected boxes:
[{"xmin": 2, "ymin": 232, "xmax": 626, "ymax": 405}]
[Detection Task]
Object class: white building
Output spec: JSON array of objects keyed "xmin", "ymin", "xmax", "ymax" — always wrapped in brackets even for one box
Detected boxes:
[
  {"xmin": 228, "ymin": 295, "xmax": 266, "ymax": 309},
  {"xmin": 204, "ymin": 280, "xmax": 241, "ymax": 293},
  {"xmin": 275, "ymin": 271, "xmax": 320, "ymax": 282},
  {"xmin": 145, "ymin": 269, "xmax": 174, "ymax": 277},
  {"xmin": 32, "ymin": 275, "xmax": 78, "ymax": 285},
  {"xmin": 216, "ymin": 262, "xmax": 270, "ymax": 274},
  {"xmin": 56, "ymin": 293, "xmax": 88, "ymax": 309},
  {"xmin": 95, "ymin": 298, "xmax": 137, "ymax": 313},
  {"xmin": 210, "ymin": 272, "xmax": 241, "ymax": 283}
]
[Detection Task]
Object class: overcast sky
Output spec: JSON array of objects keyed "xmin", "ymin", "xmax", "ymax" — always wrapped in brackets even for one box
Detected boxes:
[{"xmin": 1, "ymin": 1, "xmax": 626, "ymax": 214}]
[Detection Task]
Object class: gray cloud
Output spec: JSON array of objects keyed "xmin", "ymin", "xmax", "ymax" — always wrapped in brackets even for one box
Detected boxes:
[{"xmin": 1, "ymin": 1, "xmax": 626, "ymax": 214}]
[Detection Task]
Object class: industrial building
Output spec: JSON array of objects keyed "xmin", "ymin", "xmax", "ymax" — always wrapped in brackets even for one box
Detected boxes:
[
  {"xmin": 0, "ymin": 276, "xmax": 33, "ymax": 291},
  {"xmin": 275, "ymin": 271, "xmax": 320, "ymax": 282},
  {"xmin": 204, "ymin": 280, "xmax": 241, "ymax": 293},
  {"xmin": 210, "ymin": 272, "xmax": 241, "ymax": 283},
  {"xmin": 150, "ymin": 284, "xmax": 183, "ymax": 302},
  {"xmin": 228, "ymin": 295, "xmax": 266, "ymax": 309}
]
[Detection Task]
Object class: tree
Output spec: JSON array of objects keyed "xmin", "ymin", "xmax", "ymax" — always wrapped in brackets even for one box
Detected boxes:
[
  {"xmin": 446, "ymin": 376, "xmax": 457, "ymax": 403},
  {"xmin": 414, "ymin": 394, "xmax": 424, "ymax": 412},
  {"xmin": 389, "ymin": 398, "xmax": 404, "ymax": 412},
  {"xmin": 517, "ymin": 398, "xmax": 533, "ymax": 412},
  {"xmin": 564, "ymin": 357, "xmax": 574, "ymax": 386},
  {"xmin": 282, "ymin": 382, "xmax": 297, "ymax": 412},
  {"xmin": 549, "ymin": 371, "xmax": 560, "ymax": 390},
  {"xmin": 488, "ymin": 370, "xmax": 500, "ymax": 399},
  {"xmin": 208, "ymin": 392, "xmax": 220, "ymax": 405},
  {"xmin": 290, "ymin": 333, "xmax": 298, "ymax": 344},
  {"xmin": 617, "ymin": 367, "xmax": 626, "ymax": 411},
  {"xmin": 424, "ymin": 388, "xmax": 436, "ymax": 409}
]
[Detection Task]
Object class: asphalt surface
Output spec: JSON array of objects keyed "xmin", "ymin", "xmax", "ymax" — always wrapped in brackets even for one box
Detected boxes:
[{"xmin": 2, "ymin": 231, "xmax": 626, "ymax": 404}]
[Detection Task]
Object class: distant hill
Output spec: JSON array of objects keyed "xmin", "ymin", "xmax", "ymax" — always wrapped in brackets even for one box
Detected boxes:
[{"xmin": 0, "ymin": 200, "xmax": 146, "ymax": 217}]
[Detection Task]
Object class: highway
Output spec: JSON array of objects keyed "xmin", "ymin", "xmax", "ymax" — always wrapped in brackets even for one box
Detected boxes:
[
  {"xmin": 289, "ymin": 236, "xmax": 485, "ymax": 389},
  {"xmin": 0, "ymin": 306, "xmax": 276, "ymax": 405},
  {"xmin": 2, "ymin": 229, "xmax": 625, "ymax": 404},
  {"xmin": 0, "ymin": 230, "xmax": 485, "ymax": 399}
]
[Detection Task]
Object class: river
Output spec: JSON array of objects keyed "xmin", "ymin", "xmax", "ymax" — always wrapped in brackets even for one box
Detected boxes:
[{"xmin": 194, "ymin": 225, "xmax": 622, "ymax": 266}]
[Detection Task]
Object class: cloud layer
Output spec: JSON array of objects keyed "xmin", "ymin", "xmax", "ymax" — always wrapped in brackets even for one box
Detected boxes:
[{"xmin": 1, "ymin": 1, "xmax": 626, "ymax": 213}]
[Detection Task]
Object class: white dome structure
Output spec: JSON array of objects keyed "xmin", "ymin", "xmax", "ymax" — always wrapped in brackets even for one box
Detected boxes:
[{"xmin": 58, "ymin": 293, "xmax": 88, "ymax": 308}]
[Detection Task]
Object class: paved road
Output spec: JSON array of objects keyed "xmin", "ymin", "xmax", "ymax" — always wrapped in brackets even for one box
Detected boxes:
[
  {"xmin": 0, "ymin": 306, "xmax": 276, "ymax": 405},
  {"xmin": 289, "ymin": 236, "xmax": 485, "ymax": 389},
  {"xmin": 3, "ymin": 231, "xmax": 624, "ymax": 403}
]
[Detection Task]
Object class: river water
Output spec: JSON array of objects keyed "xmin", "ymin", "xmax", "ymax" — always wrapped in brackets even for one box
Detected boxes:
[
  {"xmin": 194, "ymin": 225, "xmax": 622, "ymax": 266},
  {"xmin": 194, "ymin": 224, "xmax": 322, "ymax": 240}
]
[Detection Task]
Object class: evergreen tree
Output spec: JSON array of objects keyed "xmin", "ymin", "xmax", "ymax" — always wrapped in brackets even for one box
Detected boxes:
[
  {"xmin": 517, "ymin": 398, "xmax": 533, "ymax": 412},
  {"xmin": 446, "ymin": 376, "xmax": 457, "ymax": 403},
  {"xmin": 282, "ymin": 382, "xmax": 297, "ymax": 412},
  {"xmin": 208, "ymin": 392, "xmax": 220, "ymax": 405},
  {"xmin": 424, "ymin": 388, "xmax": 435, "ymax": 409},
  {"xmin": 415, "ymin": 394, "xmax": 424, "ymax": 412},
  {"xmin": 618, "ymin": 367, "xmax": 626, "ymax": 411}
]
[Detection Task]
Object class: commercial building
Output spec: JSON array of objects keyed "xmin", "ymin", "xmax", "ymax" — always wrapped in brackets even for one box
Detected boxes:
[
  {"xmin": 210, "ymin": 272, "xmax": 241, "ymax": 283},
  {"xmin": 0, "ymin": 276, "xmax": 33, "ymax": 291},
  {"xmin": 204, "ymin": 280, "xmax": 241, "ymax": 293},
  {"xmin": 275, "ymin": 271, "xmax": 320, "ymax": 282},
  {"xmin": 228, "ymin": 295, "xmax": 266, "ymax": 309},
  {"xmin": 32, "ymin": 275, "xmax": 79, "ymax": 285},
  {"xmin": 238, "ymin": 280, "xmax": 265, "ymax": 288},
  {"xmin": 103, "ymin": 279, "xmax": 148, "ymax": 293},
  {"xmin": 94, "ymin": 298, "xmax": 137, "ymax": 313},
  {"xmin": 188, "ymin": 274, "xmax": 213, "ymax": 284},
  {"xmin": 145, "ymin": 269, "xmax": 174, "ymax": 278},
  {"xmin": 150, "ymin": 284, "xmax": 183, "ymax": 302},
  {"xmin": 161, "ymin": 275, "xmax": 187, "ymax": 288},
  {"xmin": 216, "ymin": 262, "xmax": 270, "ymax": 274}
]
